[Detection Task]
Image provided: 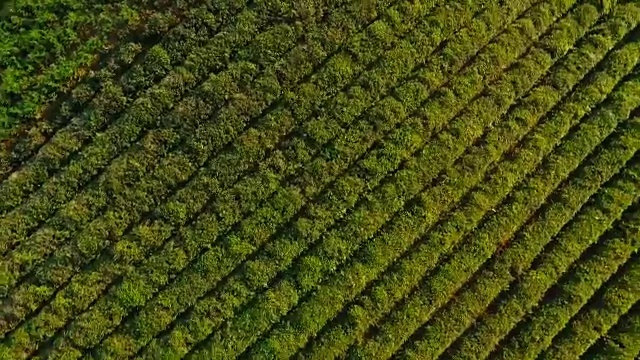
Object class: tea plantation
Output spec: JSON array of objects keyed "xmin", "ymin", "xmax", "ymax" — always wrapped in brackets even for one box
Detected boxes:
[{"xmin": 0, "ymin": 0, "xmax": 639, "ymax": 359}]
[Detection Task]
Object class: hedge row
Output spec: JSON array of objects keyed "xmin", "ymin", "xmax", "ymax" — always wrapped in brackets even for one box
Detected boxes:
[
  {"xmin": 584, "ymin": 300, "xmax": 640, "ymax": 359},
  {"xmin": 442, "ymin": 87, "xmax": 640, "ymax": 360},
  {"xmin": 0, "ymin": 0, "xmax": 418, "ymax": 354},
  {"xmin": 181, "ymin": 1, "xmax": 590, "ymax": 357},
  {"xmin": 49, "ymin": 0, "xmax": 496, "ymax": 357},
  {"xmin": 247, "ymin": 7, "xmax": 626, "ymax": 360},
  {"xmin": 2, "ymin": 0, "xmax": 449, "ymax": 306},
  {"xmin": 0, "ymin": 0, "xmax": 353, "ymax": 342},
  {"xmin": 484, "ymin": 162, "xmax": 639, "ymax": 359},
  {"xmin": 36, "ymin": 0, "xmax": 540, "ymax": 356},
  {"xmin": 117, "ymin": 1, "xmax": 571, "ymax": 357},
  {"xmin": 0, "ymin": 0, "xmax": 235, "ymax": 182},
  {"xmin": 0, "ymin": 0, "xmax": 172, "ymax": 131},
  {"xmin": 354, "ymin": 77, "xmax": 640, "ymax": 359},
  {"xmin": 0, "ymin": 0, "xmax": 350, "ymax": 300},
  {"xmin": 539, "ymin": 210, "xmax": 640, "ymax": 359},
  {"xmin": 1, "ymin": 0, "xmax": 416, "ymax": 334},
  {"xmin": 400, "ymin": 120, "xmax": 640, "ymax": 359},
  {"xmin": 300, "ymin": 9, "xmax": 640, "ymax": 359},
  {"xmin": 0, "ymin": 0, "xmax": 257, "ymax": 247}
]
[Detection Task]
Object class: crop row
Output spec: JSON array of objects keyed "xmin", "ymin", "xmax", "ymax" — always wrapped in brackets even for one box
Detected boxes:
[
  {"xmin": 0, "ymin": 0, "xmax": 371, "ymax": 247},
  {"xmin": 0, "ymin": 26, "xmax": 275, "ymax": 320},
  {"xmin": 399, "ymin": 121, "xmax": 640, "ymax": 360},
  {"xmin": 0, "ymin": 0, "xmax": 351, "ymax": 331},
  {"xmin": 0, "ymin": 0, "xmax": 333, "ymax": 297},
  {"xmin": 539, "ymin": 209, "xmax": 640, "ymax": 360},
  {"xmin": 1, "ymin": 0, "xmax": 444, "ymax": 338},
  {"xmin": 1, "ymin": 0, "xmax": 349, "ymax": 200},
  {"xmin": 0, "ymin": 0, "xmax": 256, "ymax": 238},
  {"xmin": 357, "ymin": 84, "xmax": 640, "ymax": 358},
  {"xmin": 121, "ymin": 1, "xmax": 580, "ymax": 358},
  {"xmin": 392, "ymin": 40, "xmax": 640, "ymax": 360},
  {"xmin": 0, "ymin": 0, "xmax": 237, "ymax": 182},
  {"xmin": 267, "ymin": 16, "xmax": 640, "ymax": 360},
  {"xmin": 0, "ymin": 0, "xmax": 394, "ymax": 303},
  {"xmin": 0, "ymin": 0, "xmax": 444, "ymax": 354},
  {"xmin": 37, "ymin": 0, "xmax": 517, "ymax": 357},
  {"xmin": 442, "ymin": 132, "xmax": 640, "ymax": 356},
  {"xmin": 11, "ymin": 0, "xmax": 430, "ymax": 280},
  {"xmin": 0, "ymin": 0, "xmax": 328, "ymax": 247},
  {"xmin": 439, "ymin": 117, "xmax": 640, "ymax": 358},
  {"xmin": 3, "ymin": 0, "xmax": 390, "ymax": 310},
  {"xmin": 1, "ymin": 0, "xmax": 470, "ymax": 301},
  {"xmin": 0, "ymin": 0, "xmax": 539, "ymax": 247},
  {"xmin": 40, "ymin": 0, "xmax": 556, "ymax": 356},
  {"xmin": 0, "ymin": 0, "xmax": 166, "ymax": 129},
  {"xmin": 368, "ymin": 40, "xmax": 640, "ymax": 360},
  {"xmin": 299, "ymin": 10, "xmax": 640, "ymax": 360},
  {"xmin": 3, "ymin": 1, "xmax": 636, "ymax": 359},
  {"xmin": 486, "ymin": 156, "xmax": 640, "ymax": 360},
  {"xmin": 0, "ymin": 1, "xmax": 159, "ymax": 167},
  {"xmin": 584, "ymin": 300, "xmax": 640, "ymax": 359},
  {"xmin": 182, "ymin": 2, "xmax": 599, "ymax": 358}
]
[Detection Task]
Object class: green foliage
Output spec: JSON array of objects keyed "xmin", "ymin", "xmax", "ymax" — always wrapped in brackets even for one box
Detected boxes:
[
  {"xmin": 537, "ymin": 202, "xmax": 640, "ymax": 360},
  {"xmin": 1, "ymin": 1, "xmax": 640, "ymax": 359},
  {"xmin": 0, "ymin": 0, "xmax": 165, "ymax": 132},
  {"xmin": 305, "ymin": 12, "xmax": 640, "ymax": 359}
]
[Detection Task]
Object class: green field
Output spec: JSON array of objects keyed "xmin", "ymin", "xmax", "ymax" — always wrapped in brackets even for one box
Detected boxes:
[{"xmin": 1, "ymin": 0, "xmax": 639, "ymax": 359}]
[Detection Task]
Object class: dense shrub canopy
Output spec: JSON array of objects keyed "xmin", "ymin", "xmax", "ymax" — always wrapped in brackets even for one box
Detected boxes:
[{"xmin": 0, "ymin": 0, "xmax": 639, "ymax": 359}]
